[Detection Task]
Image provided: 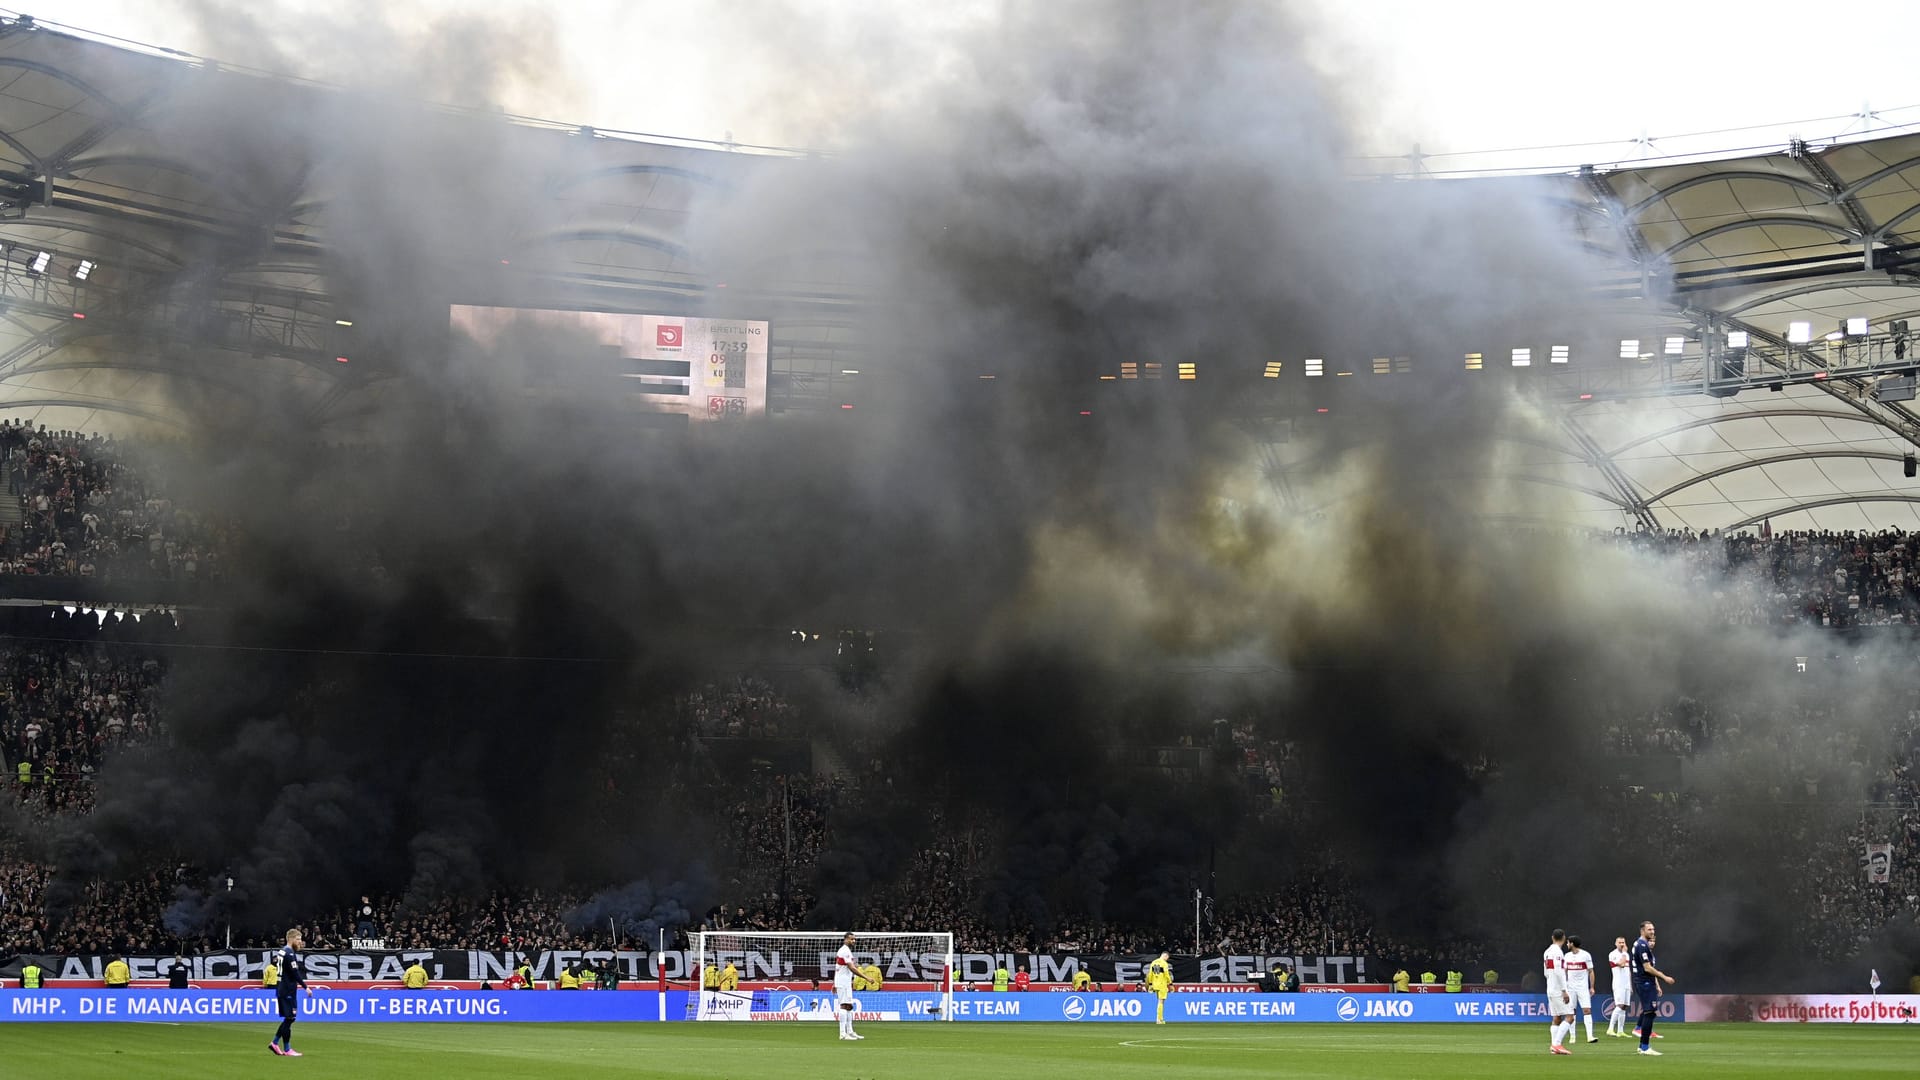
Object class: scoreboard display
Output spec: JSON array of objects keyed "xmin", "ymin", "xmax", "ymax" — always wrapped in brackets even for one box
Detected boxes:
[{"xmin": 450, "ymin": 305, "xmax": 769, "ymax": 422}]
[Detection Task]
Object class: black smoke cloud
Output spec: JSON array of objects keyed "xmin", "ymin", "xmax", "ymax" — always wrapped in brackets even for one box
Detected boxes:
[
  {"xmin": 5, "ymin": 0, "xmax": 1907, "ymax": 986},
  {"xmin": 565, "ymin": 878, "xmax": 706, "ymax": 947}
]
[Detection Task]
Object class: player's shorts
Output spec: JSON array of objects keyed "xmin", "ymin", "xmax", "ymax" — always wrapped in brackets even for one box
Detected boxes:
[
  {"xmin": 1613, "ymin": 984, "xmax": 1634, "ymax": 1009},
  {"xmin": 1548, "ymin": 991, "xmax": 1575, "ymax": 1017},
  {"xmin": 276, "ymin": 991, "xmax": 299, "ymax": 1019},
  {"xmin": 1632, "ymin": 983, "xmax": 1658, "ymax": 1011},
  {"xmin": 834, "ymin": 982, "xmax": 854, "ymax": 1006},
  {"xmin": 1569, "ymin": 987, "xmax": 1592, "ymax": 1010}
]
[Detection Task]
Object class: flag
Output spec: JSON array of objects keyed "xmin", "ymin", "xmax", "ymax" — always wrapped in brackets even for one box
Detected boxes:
[
  {"xmin": 1871, "ymin": 969, "xmax": 1882, "ymax": 992},
  {"xmin": 1866, "ymin": 842, "xmax": 1893, "ymax": 883}
]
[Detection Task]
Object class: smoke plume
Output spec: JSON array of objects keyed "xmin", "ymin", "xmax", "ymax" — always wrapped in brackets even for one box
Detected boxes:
[{"xmin": 3, "ymin": 0, "xmax": 1909, "ymax": 989}]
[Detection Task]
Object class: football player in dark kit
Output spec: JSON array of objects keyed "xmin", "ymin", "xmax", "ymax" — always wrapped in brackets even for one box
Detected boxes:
[
  {"xmin": 1630, "ymin": 920, "xmax": 1676, "ymax": 1056},
  {"xmin": 269, "ymin": 928, "xmax": 315, "ymax": 1057}
]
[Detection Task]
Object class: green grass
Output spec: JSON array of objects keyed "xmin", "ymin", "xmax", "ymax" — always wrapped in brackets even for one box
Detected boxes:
[{"xmin": 9, "ymin": 1022, "xmax": 1919, "ymax": 1078}]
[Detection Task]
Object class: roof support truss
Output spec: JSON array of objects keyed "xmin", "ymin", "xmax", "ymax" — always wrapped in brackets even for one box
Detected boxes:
[
  {"xmin": 1644, "ymin": 449, "xmax": 1909, "ymax": 506},
  {"xmin": 1792, "ymin": 139, "xmax": 1881, "ymax": 263}
]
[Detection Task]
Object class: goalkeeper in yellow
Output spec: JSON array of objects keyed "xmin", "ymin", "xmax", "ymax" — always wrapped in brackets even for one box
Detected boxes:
[{"xmin": 1146, "ymin": 952, "xmax": 1174, "ymax": 1024}]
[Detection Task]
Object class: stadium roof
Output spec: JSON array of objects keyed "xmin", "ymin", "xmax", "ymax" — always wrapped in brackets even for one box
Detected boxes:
[
  {"xmin": 6, "ymin": 16, "xmax": 1920, "ymax": 532},
  {"xmin": 0, "ymin": 17, "xmax": 865, "ymax": 436},
  {"xmin": 1530, "ymin": 134, "xmax": 1920, "ymax": 533}
]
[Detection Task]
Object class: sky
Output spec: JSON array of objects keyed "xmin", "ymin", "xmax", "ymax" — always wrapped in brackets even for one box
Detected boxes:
[{"xmin": 35, "ymin": 0, "xmax": 1920, "ymax": 171}]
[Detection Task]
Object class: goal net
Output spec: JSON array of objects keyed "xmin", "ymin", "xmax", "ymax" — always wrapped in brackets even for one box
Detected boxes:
[{"xmin": 690, "ymin": 930, "xmax": 954, "ymax": 1021}]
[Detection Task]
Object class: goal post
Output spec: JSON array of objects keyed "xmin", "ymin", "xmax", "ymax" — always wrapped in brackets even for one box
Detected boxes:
[{"xmin": 690, "ymin": 930, "xmax": 954, "ymax": 1021}]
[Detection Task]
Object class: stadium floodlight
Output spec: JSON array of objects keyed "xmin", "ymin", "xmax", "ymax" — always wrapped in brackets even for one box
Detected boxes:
[
  {"xmin": 71, "ymin": 259, "xmax": 94, "ymax": 282},
  {"xmin": 840, "ymin": 369, "xmax": 860, "ymax": 375},
  {"xmin": 1263, "ymin": 361, "xmax": 1282, "ymax": 379},
  {"xmin": 1511, "ymin": 347, "xmax": 1531, "ymax": 367},
  {"xmin": 1727, "ymin": 330, "xmax": 1749, "ymax": 349},
  {"xmin": 1788, "ymin": 321, "xmax": 1813, "ymax": 344},
  {"xmin": 1619, "ymin": 339, "xmax": 1639, "ymax": 359},
  {"xmin": 334, "ymin": 317, "xmax": 354, "ymax": 327},
  {"xmin": 1664, "ymin": 336, "xmax": 1685, "ymax": 356},
  {"xmin": 1464, "ymin": 352, "xmax": 1483, "ymax": 371},
  {"xmin": 1825, "ymin": 331, "xmax": 1844, "ymax": 342},
  {"xmin": 1372, "ymin": 357, "xmax": 1391, "ymax": 375},
  {"xmin": 27, "ymin": 250, "xmax": 50, "ymax": 275},
  {"xmin": 1550, "ymin": 345, "xmax": 1570, "ymax": 364},
  {"xmin": 1177, "ymin": 362, "xmax": 1196, "ymax": 380},
  {"xmin": 1304, "ymin": 357, "xmax": 1323, "ymax": 377},
  {"xmin": 1121, "ymin": 361, "xmax": 1139, "ymax": 380},
  {"xmin": 1847, "ymin": 317, "xmax": 1870, "ymax": 337}
]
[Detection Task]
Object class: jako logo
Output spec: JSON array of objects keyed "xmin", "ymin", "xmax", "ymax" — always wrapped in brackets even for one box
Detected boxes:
[
  {"xmin": 1336, "ymin": 997, "xmax": 1360, "ymax": 1021},
  {"xmin": 1364, "ymin": 998, "xmax": 1414, "ymax": 1018},
  {"xmin": 1061, "ymin": 997, "xmax": 1086, "ymax": 1020},
  {"xmin": 657, "ymin": 325, "xmax": 683, "ymax": 347},
  {"xmin": 780, "ymin": 995, "xmax": 802, "ymax": 1012},
  {"xmin": 1088, "ymin": 998, "xmax": 1142, "ymax": 1018}
]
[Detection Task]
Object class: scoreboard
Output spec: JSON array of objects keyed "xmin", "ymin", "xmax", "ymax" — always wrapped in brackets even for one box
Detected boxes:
[{"xmin": 449, "ymin": 305, "xmax": 769, "ymax": 422}]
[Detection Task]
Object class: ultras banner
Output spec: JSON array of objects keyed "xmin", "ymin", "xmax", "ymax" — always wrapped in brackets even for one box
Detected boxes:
[{"xmin": 2, "ymin": 950, "xmax": 1376, "ymax": 985}]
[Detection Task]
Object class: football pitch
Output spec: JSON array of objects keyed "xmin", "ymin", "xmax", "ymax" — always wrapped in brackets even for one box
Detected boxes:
[{"xmin": 8, "ymin": 1022, "xmax": 1917, "ymax": 1078}]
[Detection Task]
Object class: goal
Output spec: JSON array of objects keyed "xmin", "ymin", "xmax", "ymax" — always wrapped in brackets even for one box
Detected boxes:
[{"xmin": 690, "ymin": 930, "xmax": 954, "ymax": 1021}]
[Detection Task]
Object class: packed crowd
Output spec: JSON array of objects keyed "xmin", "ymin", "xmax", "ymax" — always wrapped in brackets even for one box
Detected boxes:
[
  {"xmin": 1607, "ymin": 525, "xmax": 1920, "ymax": 627},
  {"xmin": 678, "ymin": 676, "xmax": 804, "ymax": 740},
  {"xmin": 0, "ymin": 637, "xmax": 168, "ymax": 812},
  {"xmin": 0, "ymin": 423, "xmax": 227, "ymax": 582}
]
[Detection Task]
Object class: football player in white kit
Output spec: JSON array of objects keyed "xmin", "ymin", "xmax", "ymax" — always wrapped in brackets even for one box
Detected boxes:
[
  {"xmin": 1607, "ymin": 935, "xmax": 1634, "ymax": 1036},
  {"xmin": 834, "ymin": 932, "xmax": 863, "ymax": 1041},
  {"xmin": 1562, "ymin": 935, "xmax": 1598, "ymax": 1043},
  {"xmin": 1545, "ymin": 928, "xmax": 1574, "ymax": 1055}
]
